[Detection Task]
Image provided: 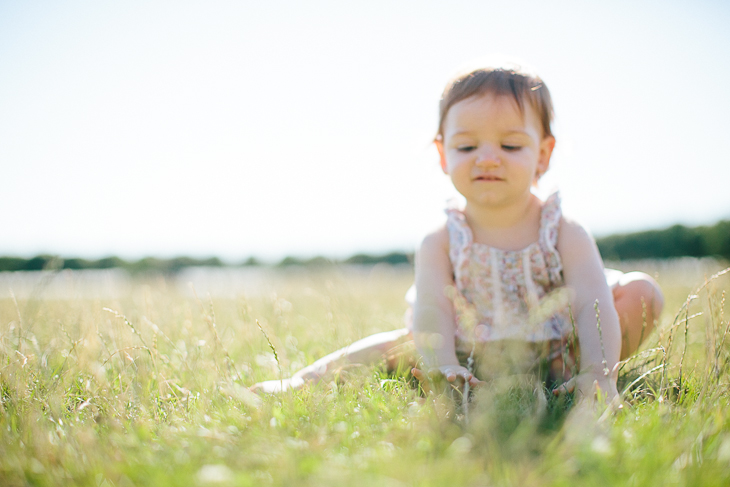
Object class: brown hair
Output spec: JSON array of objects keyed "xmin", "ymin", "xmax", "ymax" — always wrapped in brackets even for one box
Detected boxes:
[{"xmin": 437, "ymin": 66, "xmax": 554, "ymax": 140}]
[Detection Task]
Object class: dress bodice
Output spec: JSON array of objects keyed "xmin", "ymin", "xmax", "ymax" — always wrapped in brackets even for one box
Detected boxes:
[{"xmin": 446, "ymin": 193, "xmax": 572, "ymax": 349}]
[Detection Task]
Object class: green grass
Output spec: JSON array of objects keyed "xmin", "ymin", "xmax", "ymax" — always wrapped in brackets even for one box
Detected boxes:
[{"xmin": 1, "ymin": 260, "xmax": 730, "ymax": 486}]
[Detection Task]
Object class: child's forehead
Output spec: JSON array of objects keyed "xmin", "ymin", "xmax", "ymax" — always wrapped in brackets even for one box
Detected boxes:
[{"xmin": 444, "ymin": 94, "xmax": 540, "ymax": 134}]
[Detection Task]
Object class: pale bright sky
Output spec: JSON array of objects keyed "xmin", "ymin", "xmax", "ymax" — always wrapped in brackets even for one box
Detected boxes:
[{"xmin": 1, "ymin": 0, "xmax": 729, "ymax": 262}]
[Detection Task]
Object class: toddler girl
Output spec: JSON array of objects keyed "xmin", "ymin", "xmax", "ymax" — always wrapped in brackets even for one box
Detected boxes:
[{"xmin": 253, "ymin": 65, "xmax": 664, "ymax": 402}]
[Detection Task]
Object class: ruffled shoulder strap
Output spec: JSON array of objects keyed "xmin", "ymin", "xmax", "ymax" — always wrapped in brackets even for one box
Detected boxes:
[
  {"xmin": 539, "ymin": 192, "xmax": 564, "ymax": 285},
  {"xmin": 444, "ymin": 202, "xmax": 472, "ymax": 270}
]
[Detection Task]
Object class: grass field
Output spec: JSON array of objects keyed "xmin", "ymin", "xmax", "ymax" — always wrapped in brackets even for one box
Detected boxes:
[{"xmin": 1, "ymin": 259, "xmax": 730, "ymax": 486}]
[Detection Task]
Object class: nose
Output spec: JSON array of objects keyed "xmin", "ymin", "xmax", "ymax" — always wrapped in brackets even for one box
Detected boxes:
[{"xmin": 474, "ymin": 145, "xmax": 500, "ymax": 167}]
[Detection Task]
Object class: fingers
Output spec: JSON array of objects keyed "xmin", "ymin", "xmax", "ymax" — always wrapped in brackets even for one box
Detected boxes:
[
  {"xmin": 469, "ymin": 376, "xmax": 486, "ymax": 387},
  {"xmin": 412, "ymin": 366, "xmax": 482, "ymax": 394},
  {"xmin": 411, "ymin": 367, "xmax": 432, "ymax": 394},
  {"xmin": 437, "ymin": 366, "xmax": 472, "ymax": 384},
  {"xmin": 552, "ymin": 377, "xmax": 576, "ymax": 396},
  {"xmin": 412, "ymin": 367, "xmax": 427, "ymax": 384}
]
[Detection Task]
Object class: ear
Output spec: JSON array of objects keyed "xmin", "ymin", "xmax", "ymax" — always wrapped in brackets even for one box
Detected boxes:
[
  {"xmin": 536, "ymin": 136, "xmax": 556, "ymax": 179},
  {"xmin": 435, "ymin": 138, "xmax": 448, "ymax": 174}
]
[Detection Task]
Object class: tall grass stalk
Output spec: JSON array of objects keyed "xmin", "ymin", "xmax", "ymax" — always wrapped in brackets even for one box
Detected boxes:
[
  {"xmin": 594, "ymin": 300, "xmax": 610, "ymax": 378},
  {"xmin": 256, "ymin": 319, "xmax": 282, "ymax": 391}
]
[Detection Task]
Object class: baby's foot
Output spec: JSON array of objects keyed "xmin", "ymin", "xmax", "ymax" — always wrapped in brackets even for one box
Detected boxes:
[{"xmin": 250, "ymin": 376, "xmax": 306, "ymax": 394}]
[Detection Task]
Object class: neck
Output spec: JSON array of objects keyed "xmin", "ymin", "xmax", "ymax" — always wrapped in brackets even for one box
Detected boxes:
[{"xmin": 463, "ymin": 193, "xmax": 539, "ymax": 231}]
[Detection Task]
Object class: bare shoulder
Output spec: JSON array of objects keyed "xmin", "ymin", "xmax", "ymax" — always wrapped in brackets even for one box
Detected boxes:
[
  {"xmin": 556, "ymin": 214, "xmax": 596, "ymax": 255},
  {"xmin": 415, "ymin": 224, "xmax": 453, "ymax": 288},
  {"xmin": 418, "ymin": 225, "xmax": 449, "ymax": 257},
  {"xmin": 557, "ymin": 214, "xmax": 606, "ymax": 286}
]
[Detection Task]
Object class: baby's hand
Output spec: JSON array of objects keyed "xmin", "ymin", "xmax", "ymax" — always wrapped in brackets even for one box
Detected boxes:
[
  {"xmin": 554, "ymin": 366, "xmax": 622, "ymax": 413},
  {"xmin": 412, "ymin": 365, "xmax": 484, "ymax": 394}
]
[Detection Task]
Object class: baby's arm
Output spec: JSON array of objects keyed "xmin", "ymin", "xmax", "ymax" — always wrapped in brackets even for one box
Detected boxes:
[
  {"xmin": 411, "ymin": 227, "xmax": 480, "ymax": 388},
  {"xmin": 558, "ymin": 217, "xmax": 621, "ymax": 403}
]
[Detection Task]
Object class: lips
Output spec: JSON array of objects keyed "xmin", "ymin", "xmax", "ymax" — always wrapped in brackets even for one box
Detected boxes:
[{"xmin": 473, "ymin": 174, "xmax": 504, "ymax": 181}]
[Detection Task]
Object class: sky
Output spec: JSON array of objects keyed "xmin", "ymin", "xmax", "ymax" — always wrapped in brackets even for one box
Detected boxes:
[{"xmin": 1, "ymin": 0, "xmax": 729, "ymax": 262}]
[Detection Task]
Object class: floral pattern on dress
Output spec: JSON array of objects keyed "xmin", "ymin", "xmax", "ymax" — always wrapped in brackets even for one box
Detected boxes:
[{"xmin": 446, "ymin": 193, "xmax": 572, "ymax": 352}]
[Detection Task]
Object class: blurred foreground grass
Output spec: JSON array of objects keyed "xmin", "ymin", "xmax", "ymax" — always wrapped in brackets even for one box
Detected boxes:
[{"xmin": 1, "ymin": 259, "xmax": 730, "ymax": 486}]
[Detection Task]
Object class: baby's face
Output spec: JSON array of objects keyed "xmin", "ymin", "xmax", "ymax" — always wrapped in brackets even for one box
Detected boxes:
[{"xmin": 437, "ymin": 94, "xmax": 554, "ymax": 209}]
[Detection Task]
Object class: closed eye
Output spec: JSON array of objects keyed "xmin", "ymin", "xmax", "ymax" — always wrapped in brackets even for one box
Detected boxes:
[
  {"xmin": 501, "ymin": 145, "xmax": 522, "ymax": 152},
  {"xmin": 456, "ymin": 145, "xmax": 477, "ymax": 152}
]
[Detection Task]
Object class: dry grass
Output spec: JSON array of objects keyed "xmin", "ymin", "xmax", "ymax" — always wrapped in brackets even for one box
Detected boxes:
[{"xmin": 1, "ymin": 259, "xmax": 729, "ymax": 486}]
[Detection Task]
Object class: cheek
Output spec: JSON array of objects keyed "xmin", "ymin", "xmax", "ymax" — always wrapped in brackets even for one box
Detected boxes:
[
  {"xmin": 446, "ymin": 160, "xmax": 469, "ymax": 180},
  {"xmin": 452, "ymin": 152, "xmax": 473, "ymax": 166},
  {"xmin": 451, "ymin": 160, "xmax": 472, "ymax": 176}
]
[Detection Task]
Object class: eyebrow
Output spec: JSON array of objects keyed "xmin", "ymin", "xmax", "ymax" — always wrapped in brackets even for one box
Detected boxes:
[{"xmin": 448, "ymin": 129, "xmax": 531, "ymax": 137}]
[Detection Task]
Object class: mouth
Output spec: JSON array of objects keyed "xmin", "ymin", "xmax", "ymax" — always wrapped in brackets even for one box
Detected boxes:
[{"xmin": 473, "ymin": 175, "xmax": 504, "ymax": 182}]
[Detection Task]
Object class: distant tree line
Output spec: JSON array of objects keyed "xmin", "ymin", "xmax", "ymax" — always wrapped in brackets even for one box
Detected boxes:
[
  {"xmin": 595, "ymin": 220, "xmax": 730, "ymax": 262},
  {"xmin": 0, "ymin": 255, "xmax": 224, "ymax": 274},
  {"xmin": 1, "ymin": 220, "xmax": 727, "ymax": 273},
  {"xmin": 277, "ymin": 252, "xmax": 412, "ymax": 267},
  {"xmin": 0, "ymin": 252, "xmax": 412, "ymax": 273}
]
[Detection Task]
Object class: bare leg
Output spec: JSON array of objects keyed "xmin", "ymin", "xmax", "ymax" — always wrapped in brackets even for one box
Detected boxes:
[
  {"xmin": 251, "ymin": 328, "xmax": 414, "ymax": 393},
  {"xmin": 612, "ymin": 272, "xmax": 664, "ymax": 360}
]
